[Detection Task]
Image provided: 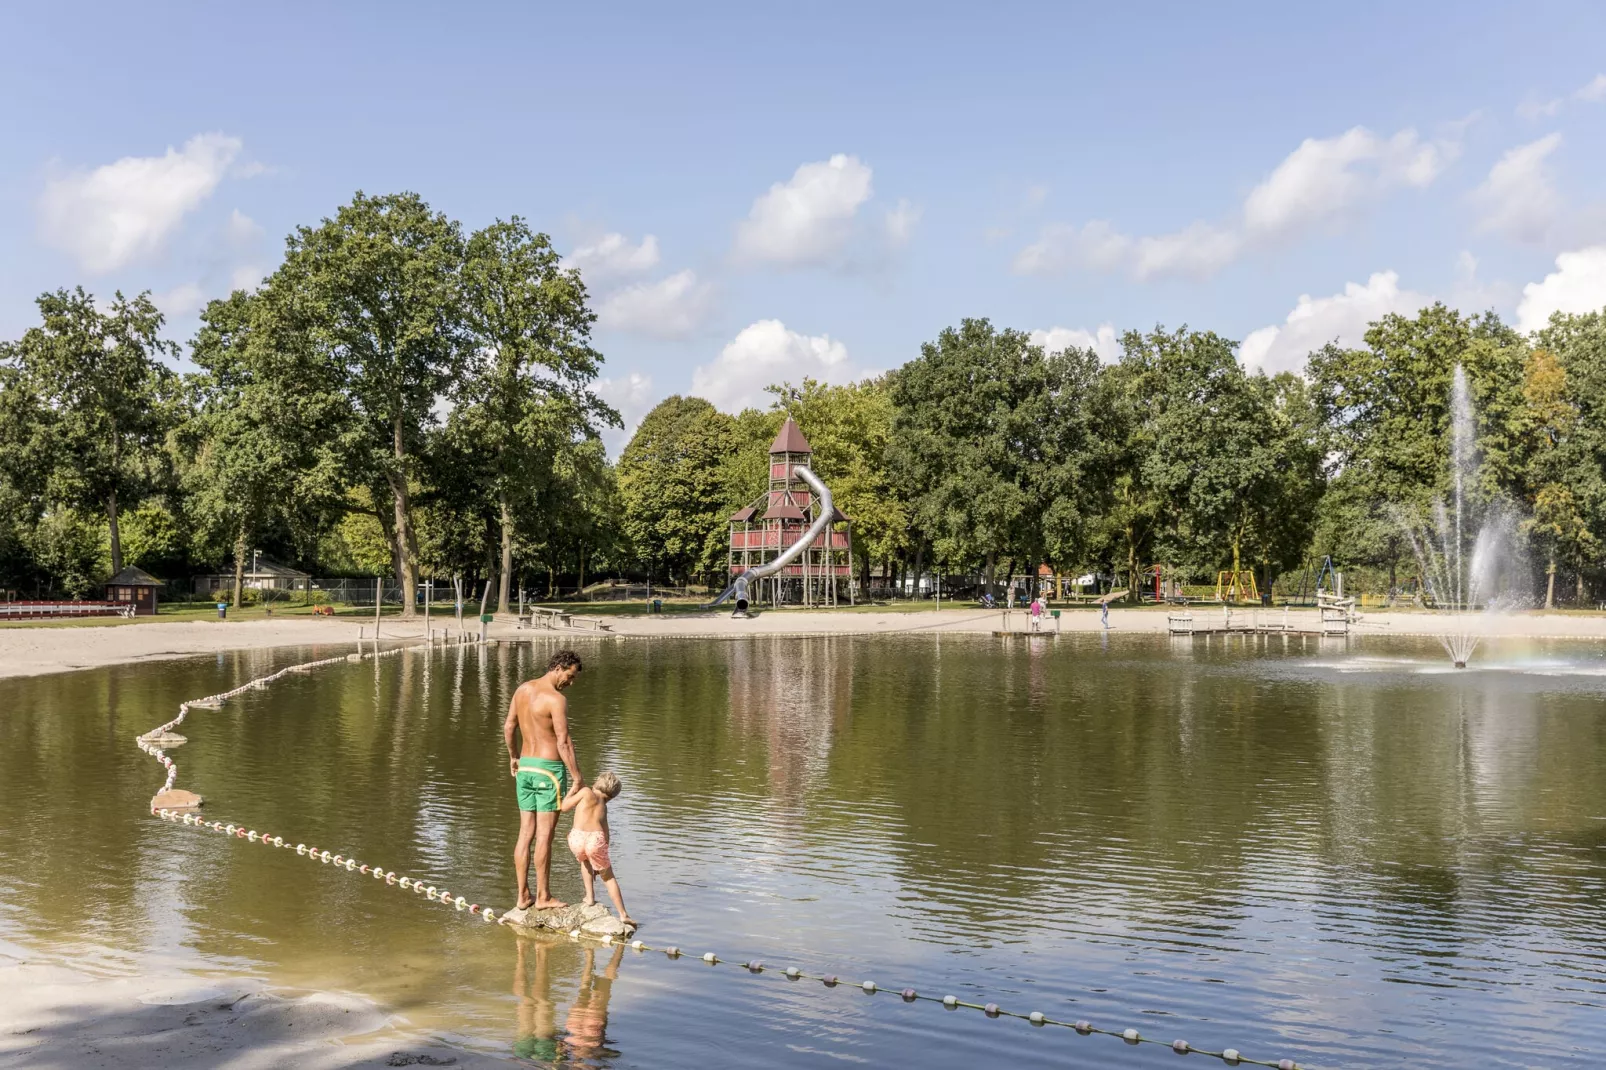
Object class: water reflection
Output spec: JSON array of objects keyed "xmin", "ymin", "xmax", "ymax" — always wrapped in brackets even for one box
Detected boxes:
[
  {"xmin": 1, "ymin": 635, "xmax": 1605, "ymax": 1068},
  {"xmin": 513, "ymin": 936, "xmax": 623, "ymax": 1066}
]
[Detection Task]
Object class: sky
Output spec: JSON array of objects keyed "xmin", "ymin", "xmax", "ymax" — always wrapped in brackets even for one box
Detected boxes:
[{"xmin": 4, "ymin": 2, "xmax": 1606, "ymax": 451}]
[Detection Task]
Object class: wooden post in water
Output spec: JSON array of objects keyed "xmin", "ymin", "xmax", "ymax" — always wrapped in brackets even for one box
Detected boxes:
[
  {"xmin": 478, "ymin": 579, "xmax": 492, "ymax": 644},
  {"xmin": 373, "ymin": 576, "xmax": 382, "ymax": 639}
]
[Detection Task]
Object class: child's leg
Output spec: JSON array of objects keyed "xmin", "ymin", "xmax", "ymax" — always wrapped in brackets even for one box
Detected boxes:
[
  {"xmin": 596, "ymin": 867, "xmax": 632, "ymax": 926},
  {"xmin": 577, "ymin": 856, "xmax": 596, "ymax": 905}
]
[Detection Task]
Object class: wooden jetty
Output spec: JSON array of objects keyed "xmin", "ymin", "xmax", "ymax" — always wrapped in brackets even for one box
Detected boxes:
[{"xmin": 1167, "ymin": 593, "xmax": 1356, "ymax": 637}]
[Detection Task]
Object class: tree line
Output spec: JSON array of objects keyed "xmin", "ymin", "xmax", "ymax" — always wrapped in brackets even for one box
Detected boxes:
[
  {"xmin": 3, "ymin": 189, "xmax": 1605, "ymax": 610},
  {"xmin": 619, "ymin": 309, "xmax": 1606, "ymax": 607},
  {"xmin": 0, "ymin": 192, "xmax": 617, "ymax": 616}
]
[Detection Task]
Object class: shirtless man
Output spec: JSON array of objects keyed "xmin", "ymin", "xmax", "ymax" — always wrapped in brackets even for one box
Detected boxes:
[{"xmin": 504, "ymin": 649, "xmax": 585, "ymax": 910}]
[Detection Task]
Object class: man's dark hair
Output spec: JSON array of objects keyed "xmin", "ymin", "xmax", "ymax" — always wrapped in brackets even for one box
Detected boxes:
[{"xmin": 547, "ymin": 650, "xmax": 583, "ymax": 674}]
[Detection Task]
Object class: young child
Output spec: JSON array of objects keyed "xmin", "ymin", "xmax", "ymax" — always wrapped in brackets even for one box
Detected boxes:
[{"xmin": 561, "ymin": 772, "xmax": 635, "ymax": 928}]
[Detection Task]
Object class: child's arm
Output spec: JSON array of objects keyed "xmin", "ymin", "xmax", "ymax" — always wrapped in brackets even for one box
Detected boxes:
[{"xmin": 560, "ymin": 784, "xmax": 588, "ymax": 813}]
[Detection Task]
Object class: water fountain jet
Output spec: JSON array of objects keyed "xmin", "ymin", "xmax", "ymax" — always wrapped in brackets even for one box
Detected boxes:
[{"xmin": 1400, "ymin": 366, "xmax": 1526, "ymax": 669}]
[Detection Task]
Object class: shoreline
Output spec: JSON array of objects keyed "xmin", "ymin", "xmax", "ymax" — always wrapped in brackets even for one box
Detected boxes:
[
  {"xmin": 0, "ymin": 606, "xmax": 1602, "ymax": 680},
  {"xmin": 0, "ymin": 938, "xmax": 509, "ymax": 1069}
]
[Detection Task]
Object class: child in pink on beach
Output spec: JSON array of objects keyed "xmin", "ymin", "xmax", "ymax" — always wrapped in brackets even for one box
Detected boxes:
[{"xmin": 561, "ymin": 771, "xmax": 635, "ymax": 928}]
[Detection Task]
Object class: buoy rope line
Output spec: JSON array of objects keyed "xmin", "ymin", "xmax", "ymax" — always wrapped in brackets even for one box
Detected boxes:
[{"xmin": 139, "ymin": 640, "xmax": 1308, "ymax": 1070}]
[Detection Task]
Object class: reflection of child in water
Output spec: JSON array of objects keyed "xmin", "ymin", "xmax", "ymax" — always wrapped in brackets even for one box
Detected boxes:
[
  {"xmin": 561, "ymin": 771, "xmax": 635, "ymax": 928},
  {"xmin": 512, "ymin": 938, "xmax": 624, "ymax": 1064}
]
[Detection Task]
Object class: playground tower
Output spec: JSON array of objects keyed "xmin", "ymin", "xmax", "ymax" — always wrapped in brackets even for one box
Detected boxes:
[{"xmin": 727, "ymin": 417, "xmax": 853, "ymax": 606}]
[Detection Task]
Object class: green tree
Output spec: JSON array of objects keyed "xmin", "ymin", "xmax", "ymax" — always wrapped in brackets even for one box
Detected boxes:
[
  {"xmin": 887, "ymin": 319, "xmax": 1071, "ymax": 590},
  {"xmin": 1531, "ymin": 311, "xmax": 1606, "ymax": 604},
  {"xmin": 185, "ymin": 289, "xmax": 349, "ymax": 606},
  {"xmin": 618, "ymin": 396, "xmax": 736, "ymax": 584},
  {"xmin": 3, "ymin": 288, "xmax": 179, "ymax": 577},
  {"xmin": 1308, "ymin": 304, "xmax": 1527, "ymax": 590},
  {"xmin": 264, "ymin": 192, "xmax": 469, "ymax": 617},
  {"xmin": 459, "ymin": 217, "xmax": 617, "ymax": 613}
]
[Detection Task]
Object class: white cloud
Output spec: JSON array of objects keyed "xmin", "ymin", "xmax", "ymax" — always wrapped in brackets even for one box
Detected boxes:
[
  {"xmin": 230, "ymin": 264, "xmax": 265, "ymax": 292},
  {"xmin": 1243, "ymin": 126, "xmax": 1451, "ymax": 237},
  {"xmin": 691, "ymin": 319, "xmax": 858, "ymax": 412},
  {"xmin": 1473, "ymin": 133, "xmax": 1562, "ymax": 244},
  {"xmin": 1015, "ymin": 125, "xmax": 1454, "ymax": 282},
  {"xmin": 1517, "ymin": 94, "xmax": 1564, "ymax": 120},
  {"xmin": 153, "ymin": 283, "xmax": 208, "ymax": 320},
  {"xmin": 1576, "ymin": 74, "xmax": 1606, "ymax": 102},
  {"xmin": 224, "ymin": 208, "xmax": 264, "ymax": 247},
  {"xmin": 1516, "ymin": 247, "xmax": 1606, "ymax": 333},
  {"xmin": 596, "ymin": 269, "xmax": 715, "ymax": 339},
  {"xmin": 1012, "ymin": 221, "xmax": 1130, "ymax": 276},
  {"xmin": 1132, "ymin": 223, "xmax": 1243, "ymax": 280},
  {"xmin": 734, "ymin": 154, "xmax": 874, "ymax": 266},
  {"xmin": 594, "ymin": 371, "xmax": 657, "ymax": 454},
  {"xmin": 1013, "ymin": 219, "xmax": 1240, "ymax": 281},
  {"xmin": 1029, "ymin": 324, "xmax": 1120, "ymax": 363},
  {"xmin": 1238, "ymin": 271, "xmax": 1433, "ymax": 376},
  {"xmin": 565, "ymin": 232, "xmax": 661, "ymax": 282},
  {"xmin": 38, "ymin": 133, "xmax": 243, "ymax": 273},
  {"xmin": 883, "ymin": 198, "xmax": 921, "ymax": 247}
]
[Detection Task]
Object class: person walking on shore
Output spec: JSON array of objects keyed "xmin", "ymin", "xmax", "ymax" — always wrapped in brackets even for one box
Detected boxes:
[{"xmin": 505, "ymin": 650, "xmax": 586, "ymax": 910}]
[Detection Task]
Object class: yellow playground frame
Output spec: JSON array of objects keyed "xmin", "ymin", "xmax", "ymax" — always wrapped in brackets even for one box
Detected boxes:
[{"xmin": 1214, "ymin": 569, "xmax": 1260, "ymax": 602}]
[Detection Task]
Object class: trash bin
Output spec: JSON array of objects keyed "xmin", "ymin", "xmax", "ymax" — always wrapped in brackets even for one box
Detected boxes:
[
  {"xmin": 216, "ymin": 602, "xmax": 228, "ymax": 621},
  {"xmin": 651, "ymin": 599, "xmax": 663, "ymax": 614}
]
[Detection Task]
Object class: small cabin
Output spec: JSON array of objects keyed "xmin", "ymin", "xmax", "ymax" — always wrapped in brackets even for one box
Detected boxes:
[{"xmin": 106, "ymin": 566, "xmax": 162, "ymax": 616}]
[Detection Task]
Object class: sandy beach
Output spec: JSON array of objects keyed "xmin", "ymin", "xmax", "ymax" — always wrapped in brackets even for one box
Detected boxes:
[
  {"xmin": 1, "ymin": 605, "xmax": 1603, "ymax": 680},
  {"xmin": 0, "ymin": 940, "xmax": 508, "ymax": 1069}
]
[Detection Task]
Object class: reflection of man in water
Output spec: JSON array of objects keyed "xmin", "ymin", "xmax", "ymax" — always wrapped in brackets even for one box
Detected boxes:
[
  {"xmin": 505, "ymin": 650, "xmax": 586, "ymax": 910},
  {"xmin": 512, "ymin": 936, "xmax": 624, "ymax": 1064}
]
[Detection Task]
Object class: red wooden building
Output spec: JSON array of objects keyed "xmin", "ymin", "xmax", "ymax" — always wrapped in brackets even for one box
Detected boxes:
[{"xmin": 727, "ymin": 417, "xmax": 853, "ymax": 606}]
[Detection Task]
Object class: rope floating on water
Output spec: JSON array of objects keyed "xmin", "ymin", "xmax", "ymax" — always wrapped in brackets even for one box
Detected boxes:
[{"xmin": 139, "ymin": 639, "xmax": 1309, "ymax": 1070}]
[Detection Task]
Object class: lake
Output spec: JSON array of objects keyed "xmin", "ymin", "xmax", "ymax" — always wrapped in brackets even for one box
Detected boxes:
[{"xmin": 2, "ymin": 633, "xmax": 1605, "ymax": 1067}]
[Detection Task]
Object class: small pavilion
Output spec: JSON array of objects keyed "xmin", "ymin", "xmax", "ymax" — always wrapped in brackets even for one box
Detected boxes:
[
  {"xmin": 106, "ymin": 566, "xmax": 162, "ymax": 616},
  {"xmin": 727, "ymin": 417, "xmax": 853, "ymax": 606}
]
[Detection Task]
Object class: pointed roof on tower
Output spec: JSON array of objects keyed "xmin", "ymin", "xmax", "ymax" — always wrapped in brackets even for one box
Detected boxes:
[{"xmin": 769, "ymin": 416, "xmax": 811, "ymax": 455}]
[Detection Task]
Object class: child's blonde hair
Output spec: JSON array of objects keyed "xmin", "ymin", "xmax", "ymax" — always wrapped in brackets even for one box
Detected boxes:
[{"xmin": 592, "ymin": 771, "xmax": 622, "ymax": 799}]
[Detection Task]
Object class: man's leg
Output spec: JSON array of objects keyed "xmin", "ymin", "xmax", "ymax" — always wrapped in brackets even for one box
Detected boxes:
[
  {"xmin": 514, "ymin": 810, "xmax": 536, "ymax": 909},
  {"xmin": 533, "ymin": 810, "xmax": 566, "ymax": 908}
]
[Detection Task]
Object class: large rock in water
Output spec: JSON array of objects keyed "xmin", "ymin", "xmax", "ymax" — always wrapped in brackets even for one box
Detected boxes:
[
  {"xmin": 151, "ymin": 789, "xmax": 203, "ymax": 810},
  {"xmin": 499, "ymin": 901, "xmax": 631, "ymax": 937}
]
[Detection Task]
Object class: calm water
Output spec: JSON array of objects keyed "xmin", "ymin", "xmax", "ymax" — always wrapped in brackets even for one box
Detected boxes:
[{"xmin": 2, "ymin": 633, "xmax": 1606, "ymax": 1068}]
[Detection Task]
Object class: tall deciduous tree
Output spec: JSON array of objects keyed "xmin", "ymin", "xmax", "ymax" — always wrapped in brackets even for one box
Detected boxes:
[
  {"xmin": 265, "ymin": 192, "xmax": 468, "ymax": 617},
  {"xmin": 618, "ymin": 396, "xmax": 735, "ymax": 584},
  {"xmin": 186, "ymin": 289, "xmax": 349, "ymax": 607},
  {"xmin": 459, "ymin": 217, "xmax": 617, "ymax": 614},
  {"xmin": 4, "ymin": 288, "xmax": 179, "ymax": 576},
  {"xmin": 887, "ymin": 319, "xmax": 1068, "ymax": 590},
  {"xmin": 1531, "ymin": 311, "xmax": 1606, "ymax": 604}
]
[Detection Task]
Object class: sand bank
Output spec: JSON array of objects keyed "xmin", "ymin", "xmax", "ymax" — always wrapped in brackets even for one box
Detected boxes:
[
  {"xmin": 1, "ymin": 606, "xmax": 1602, "ymax": 681},
  {"xmin": 0, "ymin": 940, "xmax": 505, "ymax": 1069}
]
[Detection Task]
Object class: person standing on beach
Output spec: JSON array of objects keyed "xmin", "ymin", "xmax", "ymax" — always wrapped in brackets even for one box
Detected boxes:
[{"xmin": 505, "ymin": 649, "xmax": 586, "ymax": 910}]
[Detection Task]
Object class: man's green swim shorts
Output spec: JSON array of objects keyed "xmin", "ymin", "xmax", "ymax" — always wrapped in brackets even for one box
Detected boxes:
[{"xmin": 516, "ymin": 757, "xmax": 568, "ymax": 813}]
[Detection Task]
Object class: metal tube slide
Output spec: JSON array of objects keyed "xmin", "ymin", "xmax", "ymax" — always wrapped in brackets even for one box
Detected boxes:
[{"xmin": 707, "ymin": 466, "xmax": 834, "ymax": 607}]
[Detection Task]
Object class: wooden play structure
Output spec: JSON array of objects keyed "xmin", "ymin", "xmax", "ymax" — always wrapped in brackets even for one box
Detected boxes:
[{"xmin": 725, "ymin": 418, "xmax": 853, "ymax": 607}]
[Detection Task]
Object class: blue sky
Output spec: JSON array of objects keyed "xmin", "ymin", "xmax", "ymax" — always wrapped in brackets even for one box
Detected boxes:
[{"xmin": 4, "ymin": 2, "xmax": 1606, "ymax": 449}]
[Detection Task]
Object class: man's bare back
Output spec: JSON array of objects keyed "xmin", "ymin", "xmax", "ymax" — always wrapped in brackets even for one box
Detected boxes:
[{"xmin": 510, "ymin": 678, "xmax": 565, "ymax": 763}]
